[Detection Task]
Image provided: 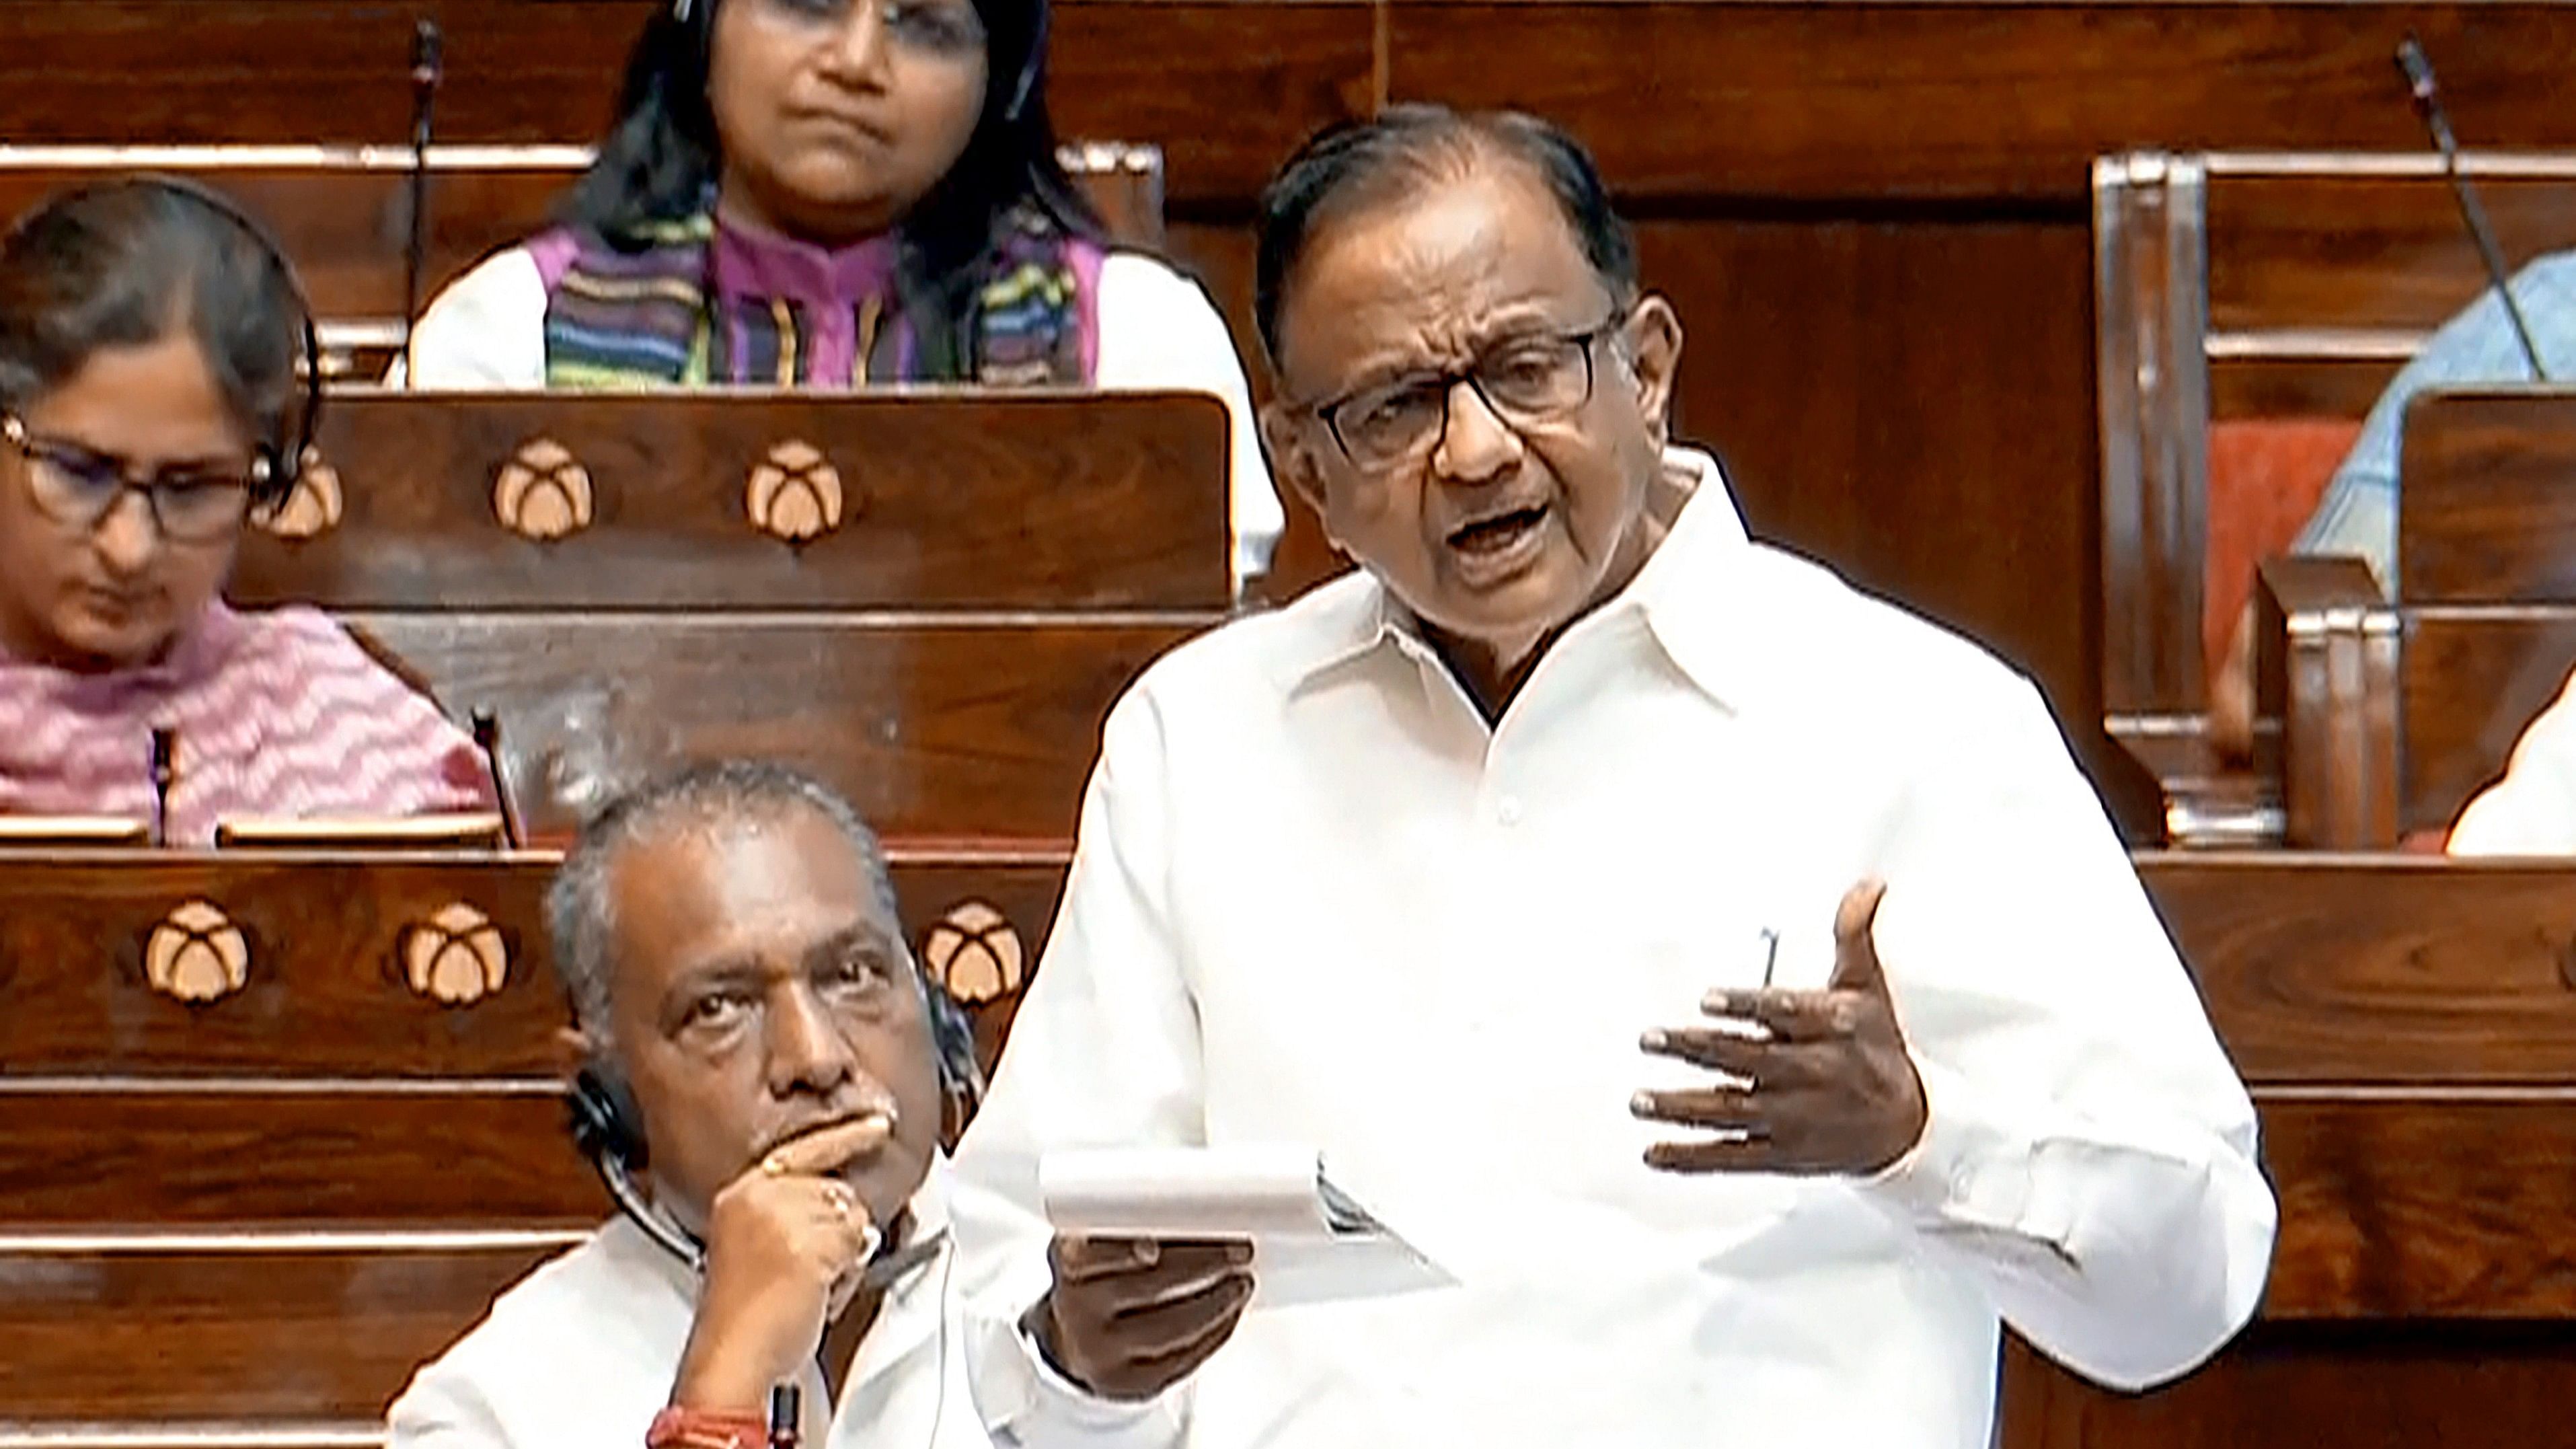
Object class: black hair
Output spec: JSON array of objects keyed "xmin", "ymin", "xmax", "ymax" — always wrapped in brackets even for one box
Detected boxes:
[
  {"xmin": 0, "ymin": 178, "xmax": 309, "ymax": 508},
  {"xmin": 1254, "ymin": 104, "xmax": 1639, "ymax": 367},
  {"xmin": 558, "ymin": 0, "xmax": 1102, "ymax": 377}
]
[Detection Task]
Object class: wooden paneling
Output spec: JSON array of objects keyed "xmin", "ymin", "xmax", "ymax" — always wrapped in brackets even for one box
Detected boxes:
[
  {"xmin": 2138, "ymin": 854, "xmax": 2576, "ymax": 1337},
  {"xmin": 1051, "ymin": 3, "xmax": 1374, "ymax": 204},
  {"xmin": 0, "ymin": 1091, "xmax": 600, "ymax": 1226},
  {"xmin": 0, "ymin": 3, "xmax": 640, "ymax": 147},
  {"xmin": 0, "ymin": 2, "xmax": 1366, "ymax": 210},
  {"xmin": 2143, "ymin": 856, "xmax": 2576, "ymax": 1084},
  {"xmin": 2207, "ymin": 168, "xmax": 2576, "ymax": 335},
  {"xmin": 238, "ymin": 392, "xmax": 1233, "ymax": 611},
  {"xmin": 2399, "ymin": 611, "xmax": 2576, "ymax": 831},
  {"xmin": 0, "ymin": 156, "xmax": 568, "ymax": 322},
  {"xmin": 2261, "ymin": 1092, "xmax": 2576, "ymax": 1319},
  {"xmin": 0, "ymin": 1245, "xmax": 559, "ymax": 1420},
  {"xmin": 351, "ymin": 615, "xmax": 1184, "ymax": 841},
  {"xmin": 2213, "ymin": 356, "xmax": 2401, "ymax": 422},
  {"xmin": 0, "ymin": 851, "xmax": 1072, "ymax": 1070},
  {"xmin": 0, "ymin": 853, "xmax": 562, "ymax": 1076},
  {"xmin": 2001, "ymin": 1324, "xmax": 2576, "ymax": 1449},
  {"xmin": 2040, "ymin": 854, "xmax": 2576, "ymax": 1442},
  {"xmin": 1388, "ymin": 4, "xmax": 2576, "ymax": 202},
  {"xmin": 2400, "ymin": 389, "xmax": 2576, "ymax": 605}
]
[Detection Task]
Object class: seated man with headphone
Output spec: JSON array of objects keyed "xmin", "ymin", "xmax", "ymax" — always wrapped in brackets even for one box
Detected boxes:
[{"xmin": 388, "ymin": 760, "xmax": 989, "ymax": 1449}]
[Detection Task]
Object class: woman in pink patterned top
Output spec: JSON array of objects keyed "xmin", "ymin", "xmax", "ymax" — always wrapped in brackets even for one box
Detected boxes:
[{"xmin": 0, "ymin": 179, "xmax": 492, "ymax": 842}]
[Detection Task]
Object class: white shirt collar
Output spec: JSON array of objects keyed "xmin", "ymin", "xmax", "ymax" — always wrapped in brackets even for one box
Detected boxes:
[{"xmin": 1277, "ymin": 445, "xmax": 1755, "ymax": 711}]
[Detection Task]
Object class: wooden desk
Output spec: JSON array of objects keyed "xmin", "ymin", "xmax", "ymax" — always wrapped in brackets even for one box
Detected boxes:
[
  {"xmin": 2006, "ymin": 852, "xmax": 2576, "ymax": 1446},
  {"xmin": 231, "ymin": 389, "xmax": 1232, "ymax": 842},
  {"xmin": 0, "ymin": 845, "xmax": 1067, "ymax": 1439},
  {"xmin": 7, "ymin": 848, "xmax": 2571, "ymax": 1441}
]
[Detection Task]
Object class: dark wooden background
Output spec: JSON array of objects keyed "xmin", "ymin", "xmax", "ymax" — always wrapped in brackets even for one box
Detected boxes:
[
  {"xmin": 13, "ymin": 2, "xmax": 2576, "ymax": 833},
  {"xmin": 12, "ymin": 4, "xmax": 2576, "ymax": 1442}
]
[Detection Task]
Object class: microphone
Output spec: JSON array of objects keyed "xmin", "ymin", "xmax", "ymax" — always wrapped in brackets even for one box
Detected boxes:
[
  {"xmin": 469, "ymin": 708, "xmax": 524, "ymax": 849},
  {"xmin": 148, "ymin": 726, "xmax": 176, "ymax": 848},
  {"xmin": 402, "ymin": 18, "xmax": 445, "ymax": 386},
  {"xmin": 2396, "ymin": 35, "xmax": 2550, "ymax": 381}
]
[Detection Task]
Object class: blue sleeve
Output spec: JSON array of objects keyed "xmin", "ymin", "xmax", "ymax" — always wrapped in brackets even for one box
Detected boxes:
[{"xmin": 2296, "ymin": 250, "xmax": 2576, "ymax": 595}]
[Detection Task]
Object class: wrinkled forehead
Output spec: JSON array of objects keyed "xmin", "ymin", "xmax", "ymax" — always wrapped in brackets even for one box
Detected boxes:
[
  {"xmin": 603, "ymin": 805, "xmax": 899, "ymax": 994},
  {"xmin": 1274, "ymin": 163, "xmax": 1613, "ymax": 395}
]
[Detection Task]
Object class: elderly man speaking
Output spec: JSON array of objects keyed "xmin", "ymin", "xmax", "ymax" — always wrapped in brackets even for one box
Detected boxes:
[{"xmin": 950, "ymin": 106, "xmax": 2275, "ymax": 1448}]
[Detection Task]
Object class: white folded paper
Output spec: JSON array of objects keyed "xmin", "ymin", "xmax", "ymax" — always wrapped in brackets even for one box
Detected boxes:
[{"xmin": 1038, "ymin": 1144, "xmax": 1455, "ymax": 1308}]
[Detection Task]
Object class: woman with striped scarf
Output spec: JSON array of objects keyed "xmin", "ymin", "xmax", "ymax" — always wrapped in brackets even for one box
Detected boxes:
[{"xmin": 404, "ymin": 0, "xmax": 1283, "ymax": 588}]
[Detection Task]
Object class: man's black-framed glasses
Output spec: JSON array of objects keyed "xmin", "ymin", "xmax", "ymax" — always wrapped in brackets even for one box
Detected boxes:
[
  {"xmin": 3, "ymin": 413, "xmax": 264, "ymax": 544},
  {"xmin": 1314, "ymin": 310, "xmax": 1627, "ymax": 470}
]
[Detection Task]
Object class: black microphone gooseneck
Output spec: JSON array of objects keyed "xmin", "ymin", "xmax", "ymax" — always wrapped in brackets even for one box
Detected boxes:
[
  {"xmin": 468, "ymin": 708, "xmax": 524, "ymax": 849},
  {"xmin": 2398, "ymin": 35, "xmax": 2550, "ymax": 381},
  {"xmin": 147, "ymin": 726, "xmax": 176, "ymax": 848},
  {"xmin": 402, "ymin": 18, "xmax": 445, "ymax": 386},
  {"xmin": 767, "ymin": 1385, "xmax": 801, "ymax": 1449}
]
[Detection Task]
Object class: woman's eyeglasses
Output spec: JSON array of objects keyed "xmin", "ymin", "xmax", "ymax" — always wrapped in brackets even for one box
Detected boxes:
[
  {"xmin": 1311, "ymin": 311, "xmax": 1628, "ymax": 472},
  {"xmin": 4, "ymin": 414, "xmax": 262, "ymax": 544}
]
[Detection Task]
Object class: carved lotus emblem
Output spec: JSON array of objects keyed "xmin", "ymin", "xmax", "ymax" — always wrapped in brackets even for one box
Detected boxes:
[
  {"xmin": 492, "ymin": 438, "xmax": 594, "ymax": 541},
  {"xmin": 745, "ymin": 440, "xmax": 848, "ymax": 543},
  {"xmin": 919, "ymin": 900, "xmax": 1024, "ymax": 1005},
  {"xmin": 145, "ymin": 899, "xmax": 252, "ymax": 1004},
  {"xmin": 402, "ymin": 901, "xmax": 508, "ymax": 1006},
  {"xmin": 256, "ymin": 452, "xmax": 343, "ymax": 540}
]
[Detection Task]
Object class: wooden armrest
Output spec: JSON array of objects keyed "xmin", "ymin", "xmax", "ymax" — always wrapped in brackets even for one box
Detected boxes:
[{"xmin": 2254, "ymin": 555, "xmax": 2399, "ymax": 848}]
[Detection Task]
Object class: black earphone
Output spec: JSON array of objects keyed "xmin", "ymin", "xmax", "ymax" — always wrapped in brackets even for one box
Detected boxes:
[
  {"xmin": 672, "ymin": 0, "xmax": 1047, "ymax": 122},
  {"xmin": 86, "ymin": 176, "xmax": 325, "ymax": 505},
  {"xmin": 566, "ymin": 967, "xmax": 985, "ymax": 1272}
]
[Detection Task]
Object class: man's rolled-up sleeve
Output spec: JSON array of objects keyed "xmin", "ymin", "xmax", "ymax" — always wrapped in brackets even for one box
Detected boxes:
[
  {"xmin": 1857, "ymin": 677, "xmax": 2279, "ymax": 1391},
  {"xmin": 951, "ymin": 688, "xmax": 1207, "ymax": 1449},
  {"xmin": 385, "ymin": 1359, "xmax": 515, "ymax": 1449}
]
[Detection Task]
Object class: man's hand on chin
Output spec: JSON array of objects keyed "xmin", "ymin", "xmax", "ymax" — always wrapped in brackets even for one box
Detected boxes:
[{"xmin": 671, "ymin": 1114, "xmax": 893, "ymax": 1413}]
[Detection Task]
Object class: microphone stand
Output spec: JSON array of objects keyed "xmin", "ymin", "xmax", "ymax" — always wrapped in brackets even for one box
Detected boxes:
[
  {"xmin": 402, "ymin": 19, "xmax": 445, "ymax": 386},
  {"xmin": 2398, "ymin": 35, "xmax": 2550, "ymax": 381},
  {"xmin": 767, "ymin": 1385, "xmax": 800, "ymax": 1449},
  {"xmin": 148, "ymin": 727, "xmax": 176, "ymax": 848},
  {"xmin": 469, "ymin": 708, "xmax": 525, "ymax": 850}
]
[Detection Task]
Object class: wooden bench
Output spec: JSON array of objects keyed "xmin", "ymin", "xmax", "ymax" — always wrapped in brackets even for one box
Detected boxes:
[
  {"xmin": 232, "ymin": 389, "xmax": 1232, "ymax": 843},
  {"xmin": 15, "ymin": 846, "xmax": 2576, "ymax": 1445},
  {"xmin": 0, "ymin": 142, "xmax": 1168, "ymax": 378},
  {"xmin": 2005, "ymin": 851, "xmax": 2576, "ymax": 1446},
  {"xmin": 0, "ymin": 846, "xmax": 1067, "ymax": 1445},
  {"xmin": 2254, "ymin": 385, "xmax": 2576, "ymax": 846},
  {"xmin": 2094, "ymin": 151, "xmax": 2576, "ymax": 842}
]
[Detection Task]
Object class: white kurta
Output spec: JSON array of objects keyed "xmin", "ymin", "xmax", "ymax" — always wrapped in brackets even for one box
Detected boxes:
[
  {"xmin": 387, "ymin": 1166, "xmax": 993, "ymax": 1449},
  {"xmin": 402, "ymin": 247, "xmax": 1285, "ymax": 591},
  {"xmin": 947, "ymin": 449, "xmax": 2276, "ymax": 1448}
]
